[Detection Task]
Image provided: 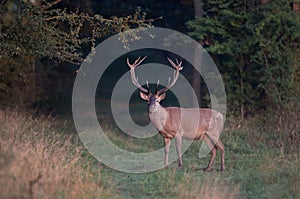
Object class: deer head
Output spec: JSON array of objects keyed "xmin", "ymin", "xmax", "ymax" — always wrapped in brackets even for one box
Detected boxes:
[{"xmin": 127, "ymin": 56, "xmax": 183, "ymax": 113}]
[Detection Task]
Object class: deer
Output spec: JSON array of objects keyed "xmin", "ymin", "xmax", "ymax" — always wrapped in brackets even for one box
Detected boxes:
[{"xmin": 127, "ymin": 56, "xmax": 225, "ymax": 172}]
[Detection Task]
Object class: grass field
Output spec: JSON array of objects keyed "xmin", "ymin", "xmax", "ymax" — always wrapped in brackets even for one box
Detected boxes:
[{"xmin": 0, "ymin": 110, "xmax": 299, "ymax": 199}]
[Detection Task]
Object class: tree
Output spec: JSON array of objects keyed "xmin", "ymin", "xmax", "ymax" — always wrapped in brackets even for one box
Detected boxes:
[
  {"xmin": 192, "ymin": 0, "xmax": 203, "ymax": 107},
  {"xmin": 187, "ymin": 0, "xmax": 300, "ymax": 119},
  {"xmin": 0, "ymin": 0, "xmax": 152, "ymax": 64},
  {"xmin": 0, "ymin": 0, "xmax": 153, "ymax": 108}
]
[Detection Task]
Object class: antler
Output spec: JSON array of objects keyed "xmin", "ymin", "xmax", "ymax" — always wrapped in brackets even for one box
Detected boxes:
[
  {"xmin": 156, "ymin": 57, "xmax": 183, "ymax": 95},
  {"xmin": 127, "ymin": 56, "xmax": 149, "ymax": 93}
]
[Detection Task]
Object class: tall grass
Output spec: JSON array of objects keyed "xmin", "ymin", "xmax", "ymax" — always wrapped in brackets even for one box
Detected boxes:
[
  {"xmin": 0, "ymin": 110, "xmax": 110, "ymax": 199},
  {"xmin": 1, "ymin": 109, "xmax": 299, "ymax": 199},
  {"xmin": 224, "ymin": 114, "xmax": 300, "ymax": 198},
  {"xmin": 225, "ymin": 112, "xmax": 300, "ymax": 158},
  {"xmin": 177, "ymin": 175, "xmax": 242, "ymax": 199}
]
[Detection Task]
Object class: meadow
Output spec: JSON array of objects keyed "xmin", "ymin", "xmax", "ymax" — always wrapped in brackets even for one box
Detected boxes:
[{"xmin": 0, "ymin": 109, "xmax": 299, "ymax": 199}]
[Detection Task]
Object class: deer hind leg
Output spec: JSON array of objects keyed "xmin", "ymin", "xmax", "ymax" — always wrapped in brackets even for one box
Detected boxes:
[
  {"xmin": 215, "ymin": 139, "xmax": 225, "ymax": 171},
  {"xmin": 164, "ymin": 137, "xmax": 172, "ymax": 167},
  {"xmin": 175, "ymin": 134, "xmax": 183, "ymax": 168},
  {"xmin": 203, "ymin": 133, "xmax": 217, "ymax": 172},
  {"xmin": 205, "ymin": 146, "xmax": 217, "ymax": 172}
]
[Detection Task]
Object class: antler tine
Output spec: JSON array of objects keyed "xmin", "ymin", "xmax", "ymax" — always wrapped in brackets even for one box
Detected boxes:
[
  {"xmin": 167, "ymin": 57, "xmax": 179, "ymax": 70},
  {"xmin": 155, "ymin": 80, "xmax": 160, "ymax": 94},
  {"xmin": 156, "ymin": 57, "xmax": 183, "ymax": 95},
  {"xmin": 126, "ymin": 58, "xmax": 132, "ymax": 68},
  {"xmin": 134, "ymin": 56, "xmax": 147, "ymax": 67},
  {"xmin": 127, "ymin": 56, "xmax": 147, "ymax": 69},
  {"xmin": 133, "ymin": 56, "xmax": 141, "ymax": 65},
  {"xmin": 127, "ymin": 56, "xmax": 149, "ymax": 93},
  {"xmin": 176, "ymin": 59, "xmax": 182, "ymax": 67}
]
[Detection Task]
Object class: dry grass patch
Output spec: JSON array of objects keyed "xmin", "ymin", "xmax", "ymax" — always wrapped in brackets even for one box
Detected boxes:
[{"xmin": 0, "ymin": 110, "xmax": 110, "ymax": 199}]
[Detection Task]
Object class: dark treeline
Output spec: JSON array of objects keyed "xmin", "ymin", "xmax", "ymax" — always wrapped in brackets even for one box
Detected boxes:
[
  {"xmin": 0, "ymin": 0, "xmax": 299, "ymax": 123},
  {"xmin": 0, "ymin": 0, "xmax": 194, "ymax": 114},
  {"xmin": 188, "ymin": 0, "xmax": 300, "ymax": 120}
]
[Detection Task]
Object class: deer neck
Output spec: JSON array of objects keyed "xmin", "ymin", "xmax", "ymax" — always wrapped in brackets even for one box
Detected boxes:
[{"xmin": 148, "ymin": 104, "xmax": 168, "ymax": 130}]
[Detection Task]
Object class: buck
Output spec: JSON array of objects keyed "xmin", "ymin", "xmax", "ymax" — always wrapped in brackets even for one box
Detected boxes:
[{"xmin": 127, "ymin": 56, "xmax": 225, "ymax": 172}]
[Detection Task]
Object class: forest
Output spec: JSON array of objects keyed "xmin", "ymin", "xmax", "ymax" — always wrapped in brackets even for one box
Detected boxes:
[{"xmin": 0, "ymin": 0, "xmax": 300, "ymax": 198}]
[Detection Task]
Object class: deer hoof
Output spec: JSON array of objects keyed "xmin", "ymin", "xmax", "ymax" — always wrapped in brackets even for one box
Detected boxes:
[
  {"xmin": 221, "ymin": 166, "xmax": 226, "ymax": 172},
  {"xmin": 178, "ymin": 163, "xmax": 183, "ymax": 168},
  {"xmin": 177, "ymin": 165, "xmax": 184, "ymax": 171},
  {"xmin": 204, "ymin": 167, "xmax": 211, "ymax": 172}
]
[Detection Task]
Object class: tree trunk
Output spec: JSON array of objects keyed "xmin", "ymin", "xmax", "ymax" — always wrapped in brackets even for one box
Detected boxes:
[{"xmin": 192, "ymin": 0, "xmax": 203, "ymax": 107}]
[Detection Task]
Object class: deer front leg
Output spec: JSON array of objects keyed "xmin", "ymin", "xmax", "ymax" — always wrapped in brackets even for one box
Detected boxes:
[
  {"xmin": 164, "ymin": 137, "xmax": 171, "ymax": 166},
  {"xmin": 175, "ymin": 134, "xmax": 183, "ymax": 168}
]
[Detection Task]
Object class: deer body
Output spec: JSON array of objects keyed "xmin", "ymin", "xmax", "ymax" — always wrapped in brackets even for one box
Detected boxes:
[
  {"xmin": 127, "ymin": 56, "xmax": 225, "ymax": 171},
  {"xmin": 151, "ymin": 107, "xmax": 222, "ymax": 140}
]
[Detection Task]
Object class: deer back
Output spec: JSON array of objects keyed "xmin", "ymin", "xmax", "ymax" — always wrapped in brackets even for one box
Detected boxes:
[{"xmin": 158, "ymin": 107, "xmax": 223, "ymax": 140}]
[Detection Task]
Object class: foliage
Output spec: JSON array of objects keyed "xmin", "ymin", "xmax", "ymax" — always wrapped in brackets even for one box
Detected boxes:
[
  {"xmin": 0, "ymin": 0, "xmax": 153, "ymax": 108},
  {"xmin": 0, "ymin": 57, "xmax": 38, "ymax": 107},
  {"xmin": 0, "ymin": 0, "xmax": 153, "ymax": 64},
  {"xmin": 187, "ymin": 0, "xmax": 300, "ymax": 118}
]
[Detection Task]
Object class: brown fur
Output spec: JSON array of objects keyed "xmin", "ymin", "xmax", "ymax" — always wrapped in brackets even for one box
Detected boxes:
[
  {"xmin": 127, "ymin": 56, "xmax": 225, "ymax": 171},
  {"xmin": 145, "ymin": 94, "xmax": 225, "ymax": 172}
]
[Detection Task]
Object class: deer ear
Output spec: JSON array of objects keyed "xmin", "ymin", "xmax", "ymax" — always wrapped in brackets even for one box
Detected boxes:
[
  {"xmin": 158, "ymin": 93, "xmax": 166, "ymax": 101},
  {"xmin": 140, "ymin": 92, "xmax": 149, "ymax": 100}
]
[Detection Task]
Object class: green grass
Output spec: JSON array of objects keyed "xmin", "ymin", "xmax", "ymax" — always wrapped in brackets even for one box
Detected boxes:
[
  {"xmin": 85, "ymin": 127, "xmax": 299, "ymax": 199},
  {"xmin": 1, "ymin": 110, "xmax": 299, "ymax": 198}
]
